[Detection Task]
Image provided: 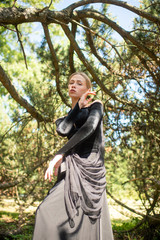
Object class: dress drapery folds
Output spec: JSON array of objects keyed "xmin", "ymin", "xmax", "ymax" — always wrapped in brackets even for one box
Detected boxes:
[{"xmin": 64, "ymin": 151, "xmax": 106, "ymax": 223}]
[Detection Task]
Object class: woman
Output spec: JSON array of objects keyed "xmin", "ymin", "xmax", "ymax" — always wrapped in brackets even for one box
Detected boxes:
[{"xmin": 33, "ymin": 72, "xmax": 114, "ymax": 240}]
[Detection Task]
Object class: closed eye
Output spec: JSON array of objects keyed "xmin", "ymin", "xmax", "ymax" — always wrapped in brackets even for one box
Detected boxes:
[{"xmin": 69, "ymin": 81, "xmax": 74, "ymax": 85}]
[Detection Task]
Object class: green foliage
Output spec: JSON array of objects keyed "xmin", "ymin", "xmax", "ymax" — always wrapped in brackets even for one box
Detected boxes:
[
  {"xmin": 19, "ymin": 0, "xmax": 60, "ymax": 9},
  {"xmin": 0, "ymin": 211, "xmax": 34, "ymax": 240},
  {"xmin": 0, "ymin": 0, "xmax": 60, "ymax": 8},
  {"xmin": 0, "ymin": 0, "xmax": 160, "ymax": 238},
  {"xmin": 0, "ymin": 1, "xmax": 14, "ymax": 7}
]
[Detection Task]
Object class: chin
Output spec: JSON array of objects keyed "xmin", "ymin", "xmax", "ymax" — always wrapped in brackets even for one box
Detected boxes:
[{"xmin": 70, "ymin": 96, "xmax": 80, "ymax": 101}]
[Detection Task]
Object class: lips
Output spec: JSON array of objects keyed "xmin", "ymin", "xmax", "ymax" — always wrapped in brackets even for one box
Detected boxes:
[{"xmin": 70, "ymin": 89, "xmax": 76, "ymax": 93}]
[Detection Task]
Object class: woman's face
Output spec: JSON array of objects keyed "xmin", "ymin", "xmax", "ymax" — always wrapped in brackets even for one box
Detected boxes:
[{"xmin": 68, "ymin": 74, "xmax": 88, "ymax": 100}]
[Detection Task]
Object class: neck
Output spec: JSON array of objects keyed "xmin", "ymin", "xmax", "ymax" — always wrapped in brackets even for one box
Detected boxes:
[{"xmin": 71, "ymin": 98, "xmax": 79, "ymax": 109}]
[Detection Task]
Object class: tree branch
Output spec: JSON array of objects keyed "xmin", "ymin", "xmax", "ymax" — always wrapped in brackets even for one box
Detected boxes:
[
  {"xmin": 60, "ymin": 23, "xmax": 155, "ymax": 111},
  {"xmin": 0, "ymin": 116, "xmax": 31, "ymax": 143},
  {"xmin": 106, "ymin": 189, "xmax": 160, "ymax": 222},
  {"xmin": 63, "ymin": 0, "xmax": 160, "ymax": 24},
  {"xmin": 137, "ymin": 52, "xmax": 159, "ymax": 87},
  {"xmin": 129, "ymin": 28, "xmax": 158, "ymax": 34},
  {"xmin": 42, "ymin": 23, "xmax": 70, "ymax": 107},
  {"xmin": 61, "ymin": 23, "xmax": 121, "ymax": 100},
  {"xmin": 12, "ymin": 0, "xmax": 17, "ymax": 7},
  {"xmin": 71, "ymin": 18, "xmax": 126, "ymax": 66},
  {"xmin": 1, "ymin": 1, "xmax": 159, "ymax": 26},
  {"xmin": 80, "ymin": 18, "xmax": 125, "ymax": 75},
  {"xmin": 69, "ymin": 22, "xmax": 77, "ymax": 73},
  {"xmin": 0, "ymin": 65, "xmax": 50, "ymax": 122},
  {"xmin": 0, "ymin": 156, "xmax": 50, "ymax": 190},
  {"xmin": 0, "ymin": 23, "xmax": 17, "ymax": 32},
  {"xmin": 15, "ymin": 25, "xmax": 28, "ymax": 69},
  {"xmin": 0, "ymin": 7, "xmax": 70, "ymax": 25},
  {"xmin": 48, "ymin": 0, "xmax": 53, "ymax": 9},
  {"xmin": 76, "ymin": 10, "xmax": 160, "ymax": 66}
]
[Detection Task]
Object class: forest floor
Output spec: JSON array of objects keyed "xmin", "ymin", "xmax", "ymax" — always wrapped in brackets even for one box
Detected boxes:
[
  {"xmin": 0, "ymin": 197, "xmax": 159, "ymax": 240},
  {"xmin": 0, "ymin": 196, "xmax": 142, "ymax": 219}
]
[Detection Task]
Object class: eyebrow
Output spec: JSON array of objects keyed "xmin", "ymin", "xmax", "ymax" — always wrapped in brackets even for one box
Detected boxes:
[{"xmin": 69, "ymin": 79, "xmax": 83, "ymax": 82}]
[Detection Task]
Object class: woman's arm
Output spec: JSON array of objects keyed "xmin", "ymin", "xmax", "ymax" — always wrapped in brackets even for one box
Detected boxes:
[
  {"xmin": 45, "ymin": 101, "xmax": 102, "ymax": 181},
  {"xmin": 44, "ymin": 154, "xmax": 64, "ymax": 181},
  {"xmin": 56, "ymin": 101, "xmax": 103, "ymax": 155},
  {"xmin": 55, "ymin": 102, "xmax": 80, "ymax": 137},
  {"xmin": 56, "ymin": 90, "xmax": 96, "ymax": 137}
]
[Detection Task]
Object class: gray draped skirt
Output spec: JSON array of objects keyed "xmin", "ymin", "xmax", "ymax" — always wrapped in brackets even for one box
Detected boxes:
[{"xmin": 32, "ymin": 179, "xmax": 114, "ymax": 240}]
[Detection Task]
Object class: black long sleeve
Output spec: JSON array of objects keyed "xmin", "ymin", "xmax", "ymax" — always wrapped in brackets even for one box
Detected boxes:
[
  {"xmin": 56, "ymin": 102, "xmax": 103, "ymax": 155},
  {"xmin": 55, "ymin": 102, "xmax": 80, "ymax": 137}
]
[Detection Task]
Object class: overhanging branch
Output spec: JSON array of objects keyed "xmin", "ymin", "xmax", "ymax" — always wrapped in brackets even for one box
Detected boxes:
[
  {"xmin": 69, "ymin": 22, "xmax": 77, "ymax": 73},
  {"xmin": 80, "ymin": 18, "xmax": 125, "ymax": 75},
  {"xmin": 61, "ymin": 23, "xmax": 121, "ymax": 100},
  {"xmin": 42, "ymin": 23, "xmax": 70, "ymax": 107},
  {"xmin": 15, "ymin": 25, "xmax": 28, "ymax": 69},
  {"xmin": 76, "ymin": 10, "xmax": 160, "ymax": 66},
  {"xmin": 60, "ymin": 23, "xmax": 152, "ymax": 111},
  {"xmin": 0, "ymin": 65, "xmax": 50, "ymax": 122},
  {"xmin": 63, "ymin": 0, "xmax": 160, "ymax": 24}
]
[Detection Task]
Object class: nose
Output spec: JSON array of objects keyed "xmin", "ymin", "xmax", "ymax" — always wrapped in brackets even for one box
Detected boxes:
[{"xmin": 71, "ymin": 83, "xmax": 76, "ymax": 88}]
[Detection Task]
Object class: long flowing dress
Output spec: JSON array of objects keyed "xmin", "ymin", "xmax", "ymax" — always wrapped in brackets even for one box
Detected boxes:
[{"xmin": 32, "ymin": 101, "xmax": 114, "ymax": 240}]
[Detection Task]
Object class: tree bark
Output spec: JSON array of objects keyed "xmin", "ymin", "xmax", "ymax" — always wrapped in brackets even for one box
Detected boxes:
[{"xmin": 0, "ymin": 65, "xmax": 50, "ymax": 122}]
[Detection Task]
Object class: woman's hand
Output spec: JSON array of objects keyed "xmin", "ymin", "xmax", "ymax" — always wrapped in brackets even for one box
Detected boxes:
[
  {"xmin": 44, "ymin": 154, "xmax": 63, "ymax": 181},
  {"xmin": 79, "ymin": 89, "xmax": 96, "ymax": 109}
]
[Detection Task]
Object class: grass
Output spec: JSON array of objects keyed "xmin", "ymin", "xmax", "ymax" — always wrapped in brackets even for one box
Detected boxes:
[
  {"xmin": 112, "ymin": 218, "xmax": 160, "ymax": 240},
  {"xmin": 0, "ymin": 211, "xmax": 34, "ymax": 240},
  {"xmin": 0, "ymin": 210, "xmax": 143, "ymax": 240},
  {"xmin": 112, "ymin": 218, "xmax": 143, "ymax": 240},
  {"xmin": 0, "ymin": 203, "xmax": 160, "ymax": 240}
]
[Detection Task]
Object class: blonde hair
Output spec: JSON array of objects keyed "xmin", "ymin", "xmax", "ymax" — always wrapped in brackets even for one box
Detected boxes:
[{"xmin": 69, "ymin": 72, "xmax": 92, "ymax": 89}]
